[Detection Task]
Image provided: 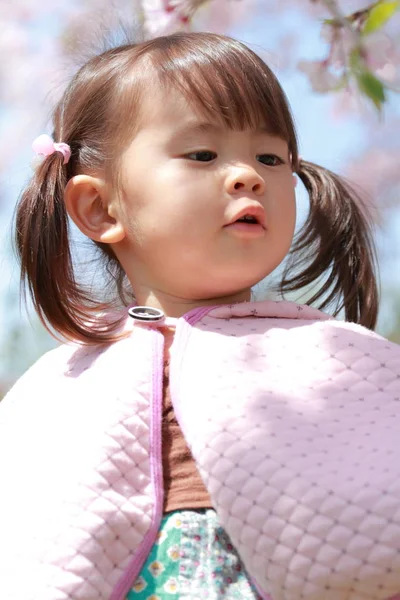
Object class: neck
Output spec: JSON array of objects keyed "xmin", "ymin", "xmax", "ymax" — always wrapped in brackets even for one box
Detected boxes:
[{"xmin": 131, "ymin": 286, "xmax": 252, "ymax": 318}]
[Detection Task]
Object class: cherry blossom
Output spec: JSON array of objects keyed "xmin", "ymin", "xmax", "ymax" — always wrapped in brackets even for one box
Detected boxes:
[
  {"xmin": 298, "ymin": 60, "xmax": 344, "ymax": 92},
  {"xmin": 363, "ymin": 32, "xmax": 393, "ymax": 69},
  {"xmin": 297, "ymin": 1, "xmax": 400, "ymax": 109},
  {"xmin": 142, "ymin": 0, "xmax": 186, "ymax": 35},
  {"xmin": 141, "ymin": 0, "xmax": 214, "ymax": 36},
  {"xmin": 164, "ymin": 0, "xmax": 209, "ymax": 21},
  {"xmin": 141, "ymin": 0, "xmax": 252, "ymax": 36}
]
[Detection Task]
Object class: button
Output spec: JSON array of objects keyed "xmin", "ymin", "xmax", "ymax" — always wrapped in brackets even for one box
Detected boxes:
[{"xmin": 128, "ymin": 306, "xmax": 165, "ymax": 322}]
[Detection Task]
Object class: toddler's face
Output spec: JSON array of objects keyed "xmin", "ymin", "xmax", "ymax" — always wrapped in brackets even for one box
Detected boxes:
[{"xmin": 115, "ymin": 84, "xmax": 296, "ymax": 302}]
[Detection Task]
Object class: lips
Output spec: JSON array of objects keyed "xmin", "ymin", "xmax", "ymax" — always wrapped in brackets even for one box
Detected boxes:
[{"xmin": 224, "ymin": 204, "xmax": 266, "ymax": 229}]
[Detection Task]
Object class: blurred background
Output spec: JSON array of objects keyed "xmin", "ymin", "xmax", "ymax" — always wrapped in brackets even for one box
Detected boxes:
[{"xmin": 1, "ymin": 0, "xmax": 399, "ymax": 396}]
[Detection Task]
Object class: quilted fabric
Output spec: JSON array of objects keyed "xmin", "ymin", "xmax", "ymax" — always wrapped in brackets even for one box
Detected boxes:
[
  {"xmin": 171, "ymin": 301, "xmax": 400, "ymax": 600},
  {"xmin": 0, "ymin": 325, "xmax": 164, "ymax": 600},
  {"xmin": 1, "ymin": 299, "xmax": 399, "ymax": 600}
]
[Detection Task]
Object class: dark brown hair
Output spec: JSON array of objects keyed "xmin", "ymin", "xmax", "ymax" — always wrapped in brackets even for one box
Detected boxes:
[{"xmin": 14, "ymin": 31, "xmax": 378, "ymax": 344}]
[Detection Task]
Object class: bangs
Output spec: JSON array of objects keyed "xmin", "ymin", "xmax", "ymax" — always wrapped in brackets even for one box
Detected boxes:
[{"xmin": 145, "ymin": 32, "xmax": 298, "ymax": 165}]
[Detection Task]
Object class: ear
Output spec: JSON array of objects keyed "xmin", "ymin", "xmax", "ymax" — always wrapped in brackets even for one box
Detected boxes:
[{"xmin": 64, "ymin": 175, "xmax": 125, "ymax": 244}]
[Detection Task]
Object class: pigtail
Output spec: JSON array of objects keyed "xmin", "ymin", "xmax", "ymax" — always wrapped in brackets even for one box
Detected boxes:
[
  {"xmin": 281, "ymin": 160, "xmax": 379, "ymax": 330},
  {"xmin": 15, "ymin": 154, "xmax": 125, "ymax": 344}
]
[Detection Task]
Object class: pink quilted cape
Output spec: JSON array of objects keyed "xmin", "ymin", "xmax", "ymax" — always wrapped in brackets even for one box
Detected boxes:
[{"xmin": 0, "ymin": 300, "xmax": 399, "ymax": 600}]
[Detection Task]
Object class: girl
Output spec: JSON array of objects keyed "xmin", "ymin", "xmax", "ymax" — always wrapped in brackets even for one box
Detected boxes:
[{"xmin": 1, "ymin": 31, "xmax": 400, "ymax": 600}]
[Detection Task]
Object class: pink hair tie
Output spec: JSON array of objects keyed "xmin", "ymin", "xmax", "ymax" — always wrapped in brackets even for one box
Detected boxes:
[{"xmin": 32, "ymin": 134, "xmax": 71, "ymax": 165}]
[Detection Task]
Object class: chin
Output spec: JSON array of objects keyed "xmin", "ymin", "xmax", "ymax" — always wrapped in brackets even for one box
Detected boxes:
[{"xmin": 197, "ymin": 276, "xmax": 263, "ymax": 302}]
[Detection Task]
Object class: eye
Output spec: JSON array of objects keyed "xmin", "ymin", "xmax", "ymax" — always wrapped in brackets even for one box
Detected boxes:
[
  {"xmin": 185, "ymin": 151, "xmax": 217, "ymax": 162},
  {"xmin": 257, "ymin": 154, "xmax": 283, "ymax": 166}
]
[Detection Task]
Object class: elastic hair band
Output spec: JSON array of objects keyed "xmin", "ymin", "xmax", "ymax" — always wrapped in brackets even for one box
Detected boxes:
[{"xmin": 32, "ymin": 134, "xmax": 71, "ymax": 165}]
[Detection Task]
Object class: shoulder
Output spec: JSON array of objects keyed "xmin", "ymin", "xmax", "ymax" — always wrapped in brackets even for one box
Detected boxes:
[
  {"xmin": 208, "ymin": 300, "xmax": 393, "ymax": 339},
  {"xmin": 299, "ymin": 315, "xmax": 393, "ymax": 346},
  {"xmin": 199, "ymin": 300, "xmax": 399, "ymax": 358},
  {"xmin": 0, "ymin": 339, "xmax": 113, "ymax": 414},
  {"xmin": 311, "ymin": 318, "xmax": 400, "ymax": 362},
  {"xmin": 2, "ymin": 310, "xmax": 134, "ymax": 406}
]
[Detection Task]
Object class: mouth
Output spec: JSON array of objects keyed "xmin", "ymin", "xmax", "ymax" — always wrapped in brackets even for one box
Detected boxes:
[
  {"xmin": 224, "ymin": 215, "xmax": 266, "ymax": 239},
  {"xmin": 234, "ymin": 215, "xmax": 261, "ymax": 225},
  {"xmin": 224, "ymin": 205, "xmax": 266, "ymax": 232}
]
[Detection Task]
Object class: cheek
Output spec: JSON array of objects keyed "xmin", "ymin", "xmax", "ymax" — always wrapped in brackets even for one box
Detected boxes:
[
  {"xmin": 285, "ymin": 198, "xmax": 297, "ymax": 249},
  {"xmin": 124, "ymin": 202, "xmax": 206, "ymax": 249},
  {"xmin": 275, "ymin": 186, "xmax": 296, "ymax": 233},
  {"xmin": 288, "ymin": 192, "xmax": 297, "ymax": 234}
]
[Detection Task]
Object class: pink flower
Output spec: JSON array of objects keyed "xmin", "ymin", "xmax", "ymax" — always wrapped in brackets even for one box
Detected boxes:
[
  {"xmin": 376, "ymin": 63, "xmax": 398, "ymax": 83},
  {"xmin": 142, "ymin": 0, "xmax": 209, "ymax": 35},
  {"xmin": 165, "ymin": 0, "xmax": 209, "ymax": 20},
  {"xmin": 142, "ymin": 0, "xmax": 185, "ymax": 36},
  {"xmin": 298, "ymin": 60, "xmax": 343, "ymax": 93},
  {"xmin": 142, "ymin": 0, "xmax": 250, "ymax": 37},
  {"xmin": 363, "ymin": 32, "xmax": 393, "ymax": 70}
]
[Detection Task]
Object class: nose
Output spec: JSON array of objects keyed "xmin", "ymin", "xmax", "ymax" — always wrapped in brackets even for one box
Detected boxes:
[{"xmin": 225, "ymin": 165, "xmax": 265, "ymax": 196}]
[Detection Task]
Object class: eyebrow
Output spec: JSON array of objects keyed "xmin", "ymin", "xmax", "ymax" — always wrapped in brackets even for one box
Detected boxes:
[
  {"xmin": 172, "ymin": 121, "xmax": 274, "ymax": 139},
  {"xmin": 176, "ymin": 122, "xmax": 220, "ymax": 137}
]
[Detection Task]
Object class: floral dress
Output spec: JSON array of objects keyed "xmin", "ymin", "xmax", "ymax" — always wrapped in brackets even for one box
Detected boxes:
[{"xmin": 126, "ymin": 509, "xmax": 263, "ymax": 600}]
